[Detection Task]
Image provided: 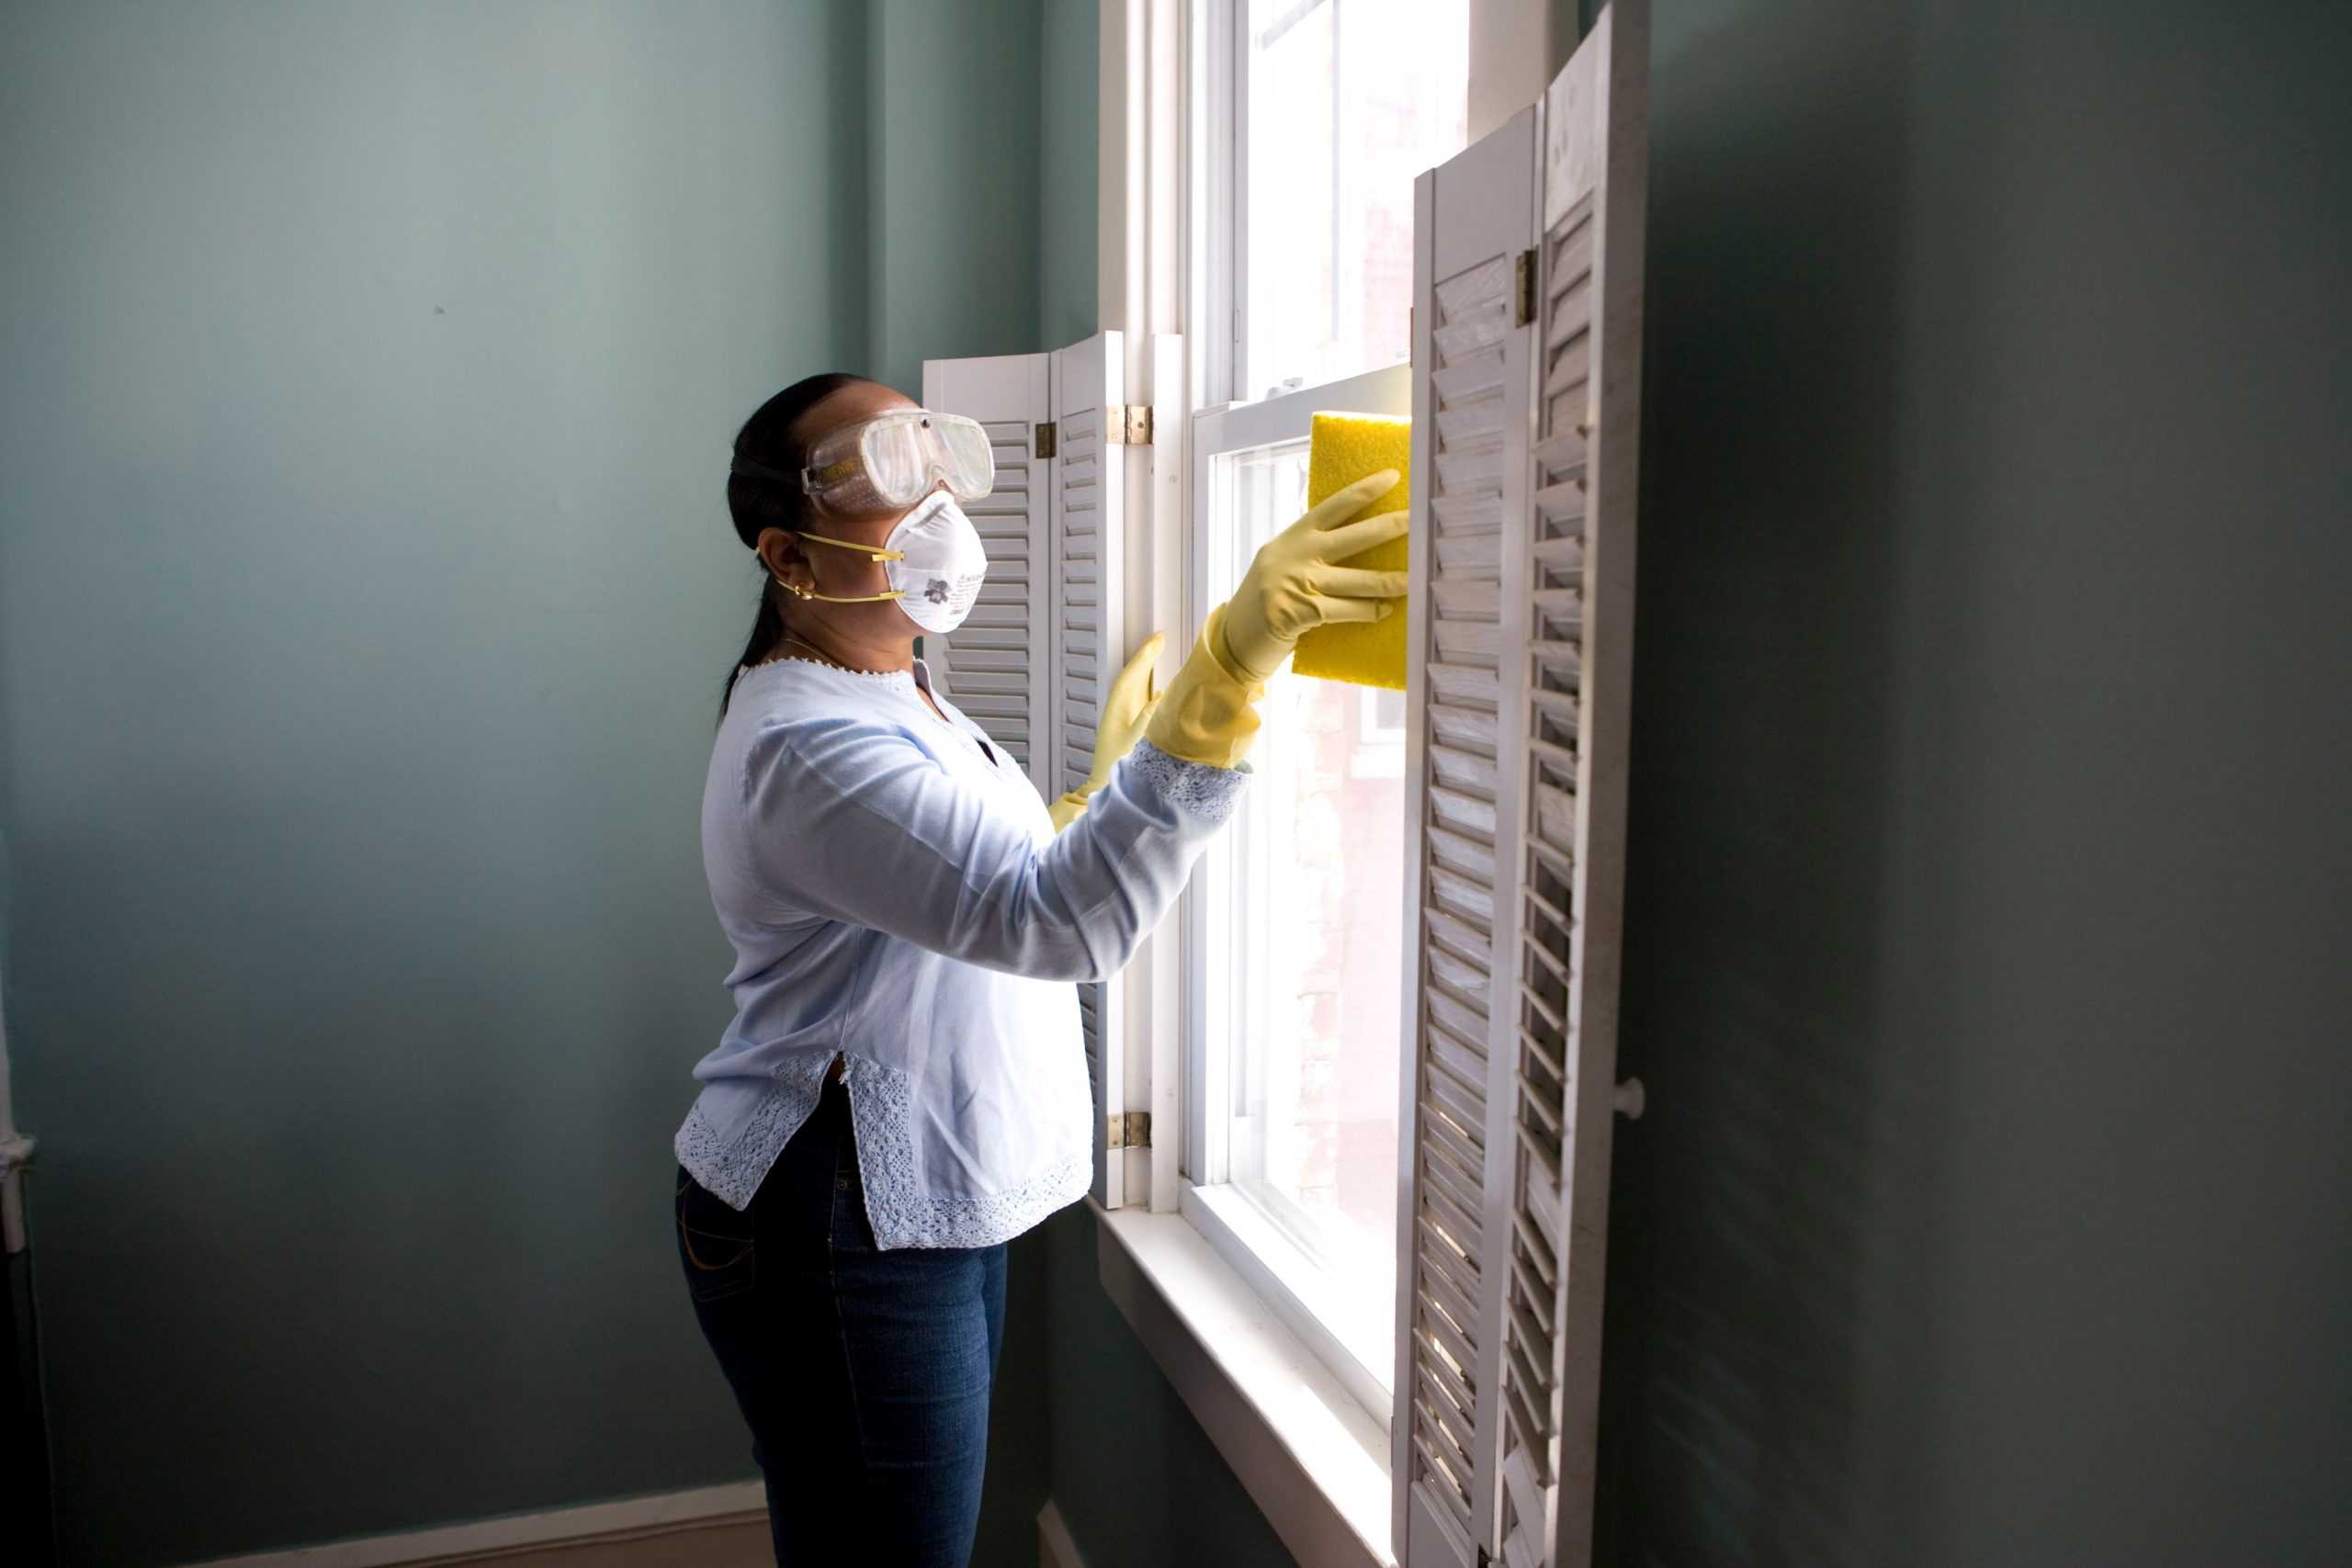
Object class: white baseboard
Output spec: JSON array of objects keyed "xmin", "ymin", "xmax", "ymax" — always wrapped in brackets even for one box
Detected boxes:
[
  {"xmin": 180, "ymin": 1481, "xmax": 768, "ymax": 1568},
  {"xmin": 1036, "ymin": 1498, "xmax": 1087, "ymax": 1568}
]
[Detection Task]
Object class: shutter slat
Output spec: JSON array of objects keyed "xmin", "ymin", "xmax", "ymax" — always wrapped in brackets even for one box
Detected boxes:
[
  {"xmin": 1430, "ymin": 348, "xmax": 1506, "ymax": 403},
  {"xmin": 1533, "ymin": 479, "xmax": 1587, "ymax": 525},
  {"xmin": 1429, "ymin": 702, "xmax": 1502, "ymax": 755},
  {"xmin": 1412, "ymin": 1430, "xmax": 1474, "ymax": 1527},
  {"xmin": 1432, "ymin": 490, "xmax": 1506, "ymax": 534},
  {"xmin": 1532, "ymin": 430, "xmax": 1588, "ymax": 476},
  {"xmin": 1429, "ymin": 824, "xmax": 1498, "ymax": 882},
  {"xmin": 1427, "ymin": 908, "xmax": 1494, "ymax": 970}
]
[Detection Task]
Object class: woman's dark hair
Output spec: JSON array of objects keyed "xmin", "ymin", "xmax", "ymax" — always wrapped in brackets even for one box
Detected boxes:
[{"xmin": 719, "ymin": 372, "xmax": 876, "ymax": 716}]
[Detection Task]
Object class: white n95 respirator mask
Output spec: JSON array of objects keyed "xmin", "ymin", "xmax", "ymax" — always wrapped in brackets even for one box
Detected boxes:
[{"xmin": 790, "ymin": 491, "xmax": 989, "ymax": 636}]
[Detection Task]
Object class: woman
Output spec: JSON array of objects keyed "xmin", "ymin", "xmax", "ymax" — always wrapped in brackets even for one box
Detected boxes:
[{"xmin": 673, "ymin": 372, "xmax": 1403, "ymax": 1565}]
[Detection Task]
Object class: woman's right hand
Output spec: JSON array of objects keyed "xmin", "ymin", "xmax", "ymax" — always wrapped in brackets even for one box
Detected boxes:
[
  {"xmin": 1143, "ymin": 469, "xmax": 1408, "ymax": 771},
  {"xmin": 1216, "ymin": 469, "xmax": 1408, "ymax": 684}
]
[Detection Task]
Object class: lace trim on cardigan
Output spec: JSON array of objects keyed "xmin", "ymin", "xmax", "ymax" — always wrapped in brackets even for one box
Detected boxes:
[
  {"xmin": 677, "ymin": 1055, "xmax": 1089, "ymax": 1245},
  {"xmin": 673, "ymin": 1053, "xmax": 834, "ymax": 1211},
  {"xmin": 1125, "ymin": 738, "xmax": 1251, "ymax": 825},
  {"xmin": 846, "ymin": 1058, "xmax": 1091, "ymax": 1250},
  {"xmin": 738, "ymin": 655, "xmax": 919, "ymax": 688}
]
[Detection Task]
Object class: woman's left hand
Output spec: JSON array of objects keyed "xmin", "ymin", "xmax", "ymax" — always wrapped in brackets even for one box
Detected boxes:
[{"xmin": 1047, "ymin": 632, "xmax": 1167, "ymax": 831}]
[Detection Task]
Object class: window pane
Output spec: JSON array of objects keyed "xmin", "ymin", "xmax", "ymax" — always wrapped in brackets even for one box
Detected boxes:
[
  {"xmin": 1244, "ymin": 669, "xmax": 1406, "ymax": 1275},
  {"xmin": 1208, "ymin": 439, "xmax": 1406, "ymax": 1305},
  {"xmin": 1244, "ymin": 0, "xmax": 1469, "ymax": 398}
]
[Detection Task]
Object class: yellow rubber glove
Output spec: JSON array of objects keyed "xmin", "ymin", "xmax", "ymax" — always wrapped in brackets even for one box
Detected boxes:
[
  {"xmin": 1217, "ymin": 469, "xmax": 1409, "ymax": 685},
  {"xmin": 1142, "ymin": 606, "xmax": 1263, "ymax": 770},
  {"xmin": 1144, "ymin": 470, "xmax": 1408, "ymax": 771},
  {"xmin": 1047, "ymin": 631, "xmax": 1168, "ymax": 831}
]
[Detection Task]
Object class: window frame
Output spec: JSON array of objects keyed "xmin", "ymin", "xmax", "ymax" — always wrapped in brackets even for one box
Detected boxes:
[
  {"xmin": 1176, "ymin": 0, "xmax": 1475, "ymax": 1441},
  {"xmin": 1203, "ymin": 0, "xmax": 1476, "ymax": 408},
  {"xmin": 1192, "ymin": 0, "xmax": 1245, "ymax": 410},
  {"xmin": 1179, "ymin": 359, "xmax": 1413, "ymax": 1427},
  {"xmin": 1102, "ymin": 5, "xmax": 1629, "ymax": 1563}
]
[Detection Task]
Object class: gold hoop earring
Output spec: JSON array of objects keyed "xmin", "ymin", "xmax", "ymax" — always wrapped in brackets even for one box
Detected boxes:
[{"xmin": 774, "ymin": 577, "xmax": 813, "ymax": 601}]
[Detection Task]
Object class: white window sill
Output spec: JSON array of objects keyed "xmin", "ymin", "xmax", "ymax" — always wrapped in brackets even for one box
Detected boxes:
[
  {"xmin": 1091, "ymin": 1199, "xmax": 1396, "ymax": 1568},
  {"xmin": 1181, "ymin": 1180, "xmax": 1396, "ymax": 1429}
]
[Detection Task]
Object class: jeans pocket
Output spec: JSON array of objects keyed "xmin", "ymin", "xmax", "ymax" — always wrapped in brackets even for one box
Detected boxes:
[
  {"xmin": 830, "ymin": 1162, "xmax": 877, "ymax": 1257},
  {"xmin": 675, "ymin": 1175, "xmax": 757, "ymax": 1304}
]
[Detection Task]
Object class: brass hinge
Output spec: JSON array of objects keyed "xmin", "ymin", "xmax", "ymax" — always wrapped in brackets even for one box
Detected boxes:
[
  {"xmin": 1035, "ymin": 420, "xmax": 1058, "ymax": 459},
  {"xmin": 1514, "ymin": 247, "xmax": 1538, "ymax": 327},
  {"xmin": 1106, "ymin": 1111, "xmax": 1151, "ymax": 1149},
  {"xmin": 1106, "ymin": 404, "xmax": 1155, "ymax": 446}
]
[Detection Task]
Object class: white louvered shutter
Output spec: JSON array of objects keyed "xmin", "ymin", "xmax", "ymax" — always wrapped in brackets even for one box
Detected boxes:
[
  {"xmin": 1393, "ymin": 101, "xmax": 1539, "ymax": 1568},
  {"xmin": 1390, "ymin": 6, "xmax": 1651, "ymax": 1568},
  {"xmin": 1046, "ymin": 331, "xmax": 1131, "ymax": 1206},
  {"xmin": 922, "ymin": 353, "xmax": 1054, "ymax": 794},
  {"xmin": 1492, "ymin": 7, "xmax": 1647, "ymax": 1565}
]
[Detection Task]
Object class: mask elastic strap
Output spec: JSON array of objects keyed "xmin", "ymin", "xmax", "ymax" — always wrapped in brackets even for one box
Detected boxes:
[
  {"xmin": 783, "ymin": 585, "xmax": 905, "ymax": 604},
  {"xmin": 772, "ymin": 573, "xmax": 903, "ymax": 605},
  {"xmin": 796, "ymin": 531, "xmax": 906, "ymax": 563},
  {"xmin": 775, "ymin": 530, "xmax": 906, "ymax": 604}
]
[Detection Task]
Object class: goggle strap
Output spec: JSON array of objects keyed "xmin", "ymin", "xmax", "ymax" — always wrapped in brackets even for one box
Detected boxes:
[{"xmin": 729, "ymin": 455, "xmax": 796, "ymax": 485}]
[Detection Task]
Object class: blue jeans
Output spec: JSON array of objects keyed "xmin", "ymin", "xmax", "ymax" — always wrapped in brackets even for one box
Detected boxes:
[{"xmin": 676, "ymin": 1076, "xmax": 1008, "ymax": 1566}]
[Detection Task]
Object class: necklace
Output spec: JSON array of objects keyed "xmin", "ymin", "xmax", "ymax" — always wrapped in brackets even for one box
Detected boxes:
[
  {"xmin": 775, "ymin": 633, "xmax": 852, "ymax": 672},
  {"xmin": 767, "ymin": 634, "xmax": 910, "ymax": 682},
  {"xmin": 765, "ymin": 635, "xmax": 950, "ymax": 726}
]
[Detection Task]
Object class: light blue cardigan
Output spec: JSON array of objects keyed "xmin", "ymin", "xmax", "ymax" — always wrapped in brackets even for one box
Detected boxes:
[{"xmin": 676, "ymin": 654, "xmax": 1246, "ymax": 1248}]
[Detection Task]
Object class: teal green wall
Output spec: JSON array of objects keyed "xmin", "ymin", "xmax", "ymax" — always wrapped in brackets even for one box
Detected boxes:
[
  {"xmin": 0, "ymin": 2, "xmax": 1047, "ymax": 1563},
  {"xmin": 868, "ymin": 0, "xmax": 1046, "ymax": 395},
  {"xmin": 1037, "ymin": 0, "xmax": 1101, "ymax": 348},
  {"xmin": 1598, "ymin": 3, "xmax": 2350, "ymax": 1564},
  {"xmin": 1044, "ymin": 1210, "xmax": 1297, "ymax": 1568}
]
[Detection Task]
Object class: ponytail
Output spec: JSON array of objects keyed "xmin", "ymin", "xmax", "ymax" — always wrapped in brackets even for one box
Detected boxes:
[
  {"xmin": 720, "ymin": 581, "xmax": 789, "ymax": 716},
  {"xmin": 718, "ymin": 371, "xmax": 876, "ymax": 719}
]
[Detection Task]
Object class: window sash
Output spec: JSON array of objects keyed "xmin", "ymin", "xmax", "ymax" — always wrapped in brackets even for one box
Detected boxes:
[
  {"xmin": 1202, "ymin": 0, "xmax": 1472, "ymax": 406},
  {"xmin": 1191, "ymin": 0, "xmax": 1244, "ymax": 409},
  {"xmin": 1179, "ymin": 360, "xmax": 1409, "ymax": 1422},
  {"xmin": 1182, "ymin": 361, "xmax": 1409, "ymax": 1189}
]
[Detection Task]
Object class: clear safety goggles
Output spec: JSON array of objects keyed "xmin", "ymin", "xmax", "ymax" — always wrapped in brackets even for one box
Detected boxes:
[{"xmin": 731, "ymin": 409, "xmax": 995, "ymax": 514}]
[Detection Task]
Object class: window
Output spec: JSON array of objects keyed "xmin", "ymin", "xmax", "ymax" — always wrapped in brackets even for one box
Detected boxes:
[
  {"xmin": 1181, "ymin": 0, "xmax": 1468, "ymax": 1431},
  {"xmin": 1236, "ymin": 0, "xmax": 1470, "ymax": 399},
  {"xmin": 1212, "ymin": 446, "xmax": 1402, "ymax": 1276},
  {"xmin": 1115, "ymin": 6, "xmax": 1650, "ymax": 1562},
  {"xmin": 1357, "ymin": 684, "xmax": 1408, "ymax": 774},
  {"xmin": 1182, "ymin": 368, "xmax": 1414, "ymax": 1421}
]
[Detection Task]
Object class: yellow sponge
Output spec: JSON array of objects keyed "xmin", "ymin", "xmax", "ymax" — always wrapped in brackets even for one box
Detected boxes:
[{"xmin": 1293, "ymin": 412, "xmax": 1411, "ymax": 690}]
